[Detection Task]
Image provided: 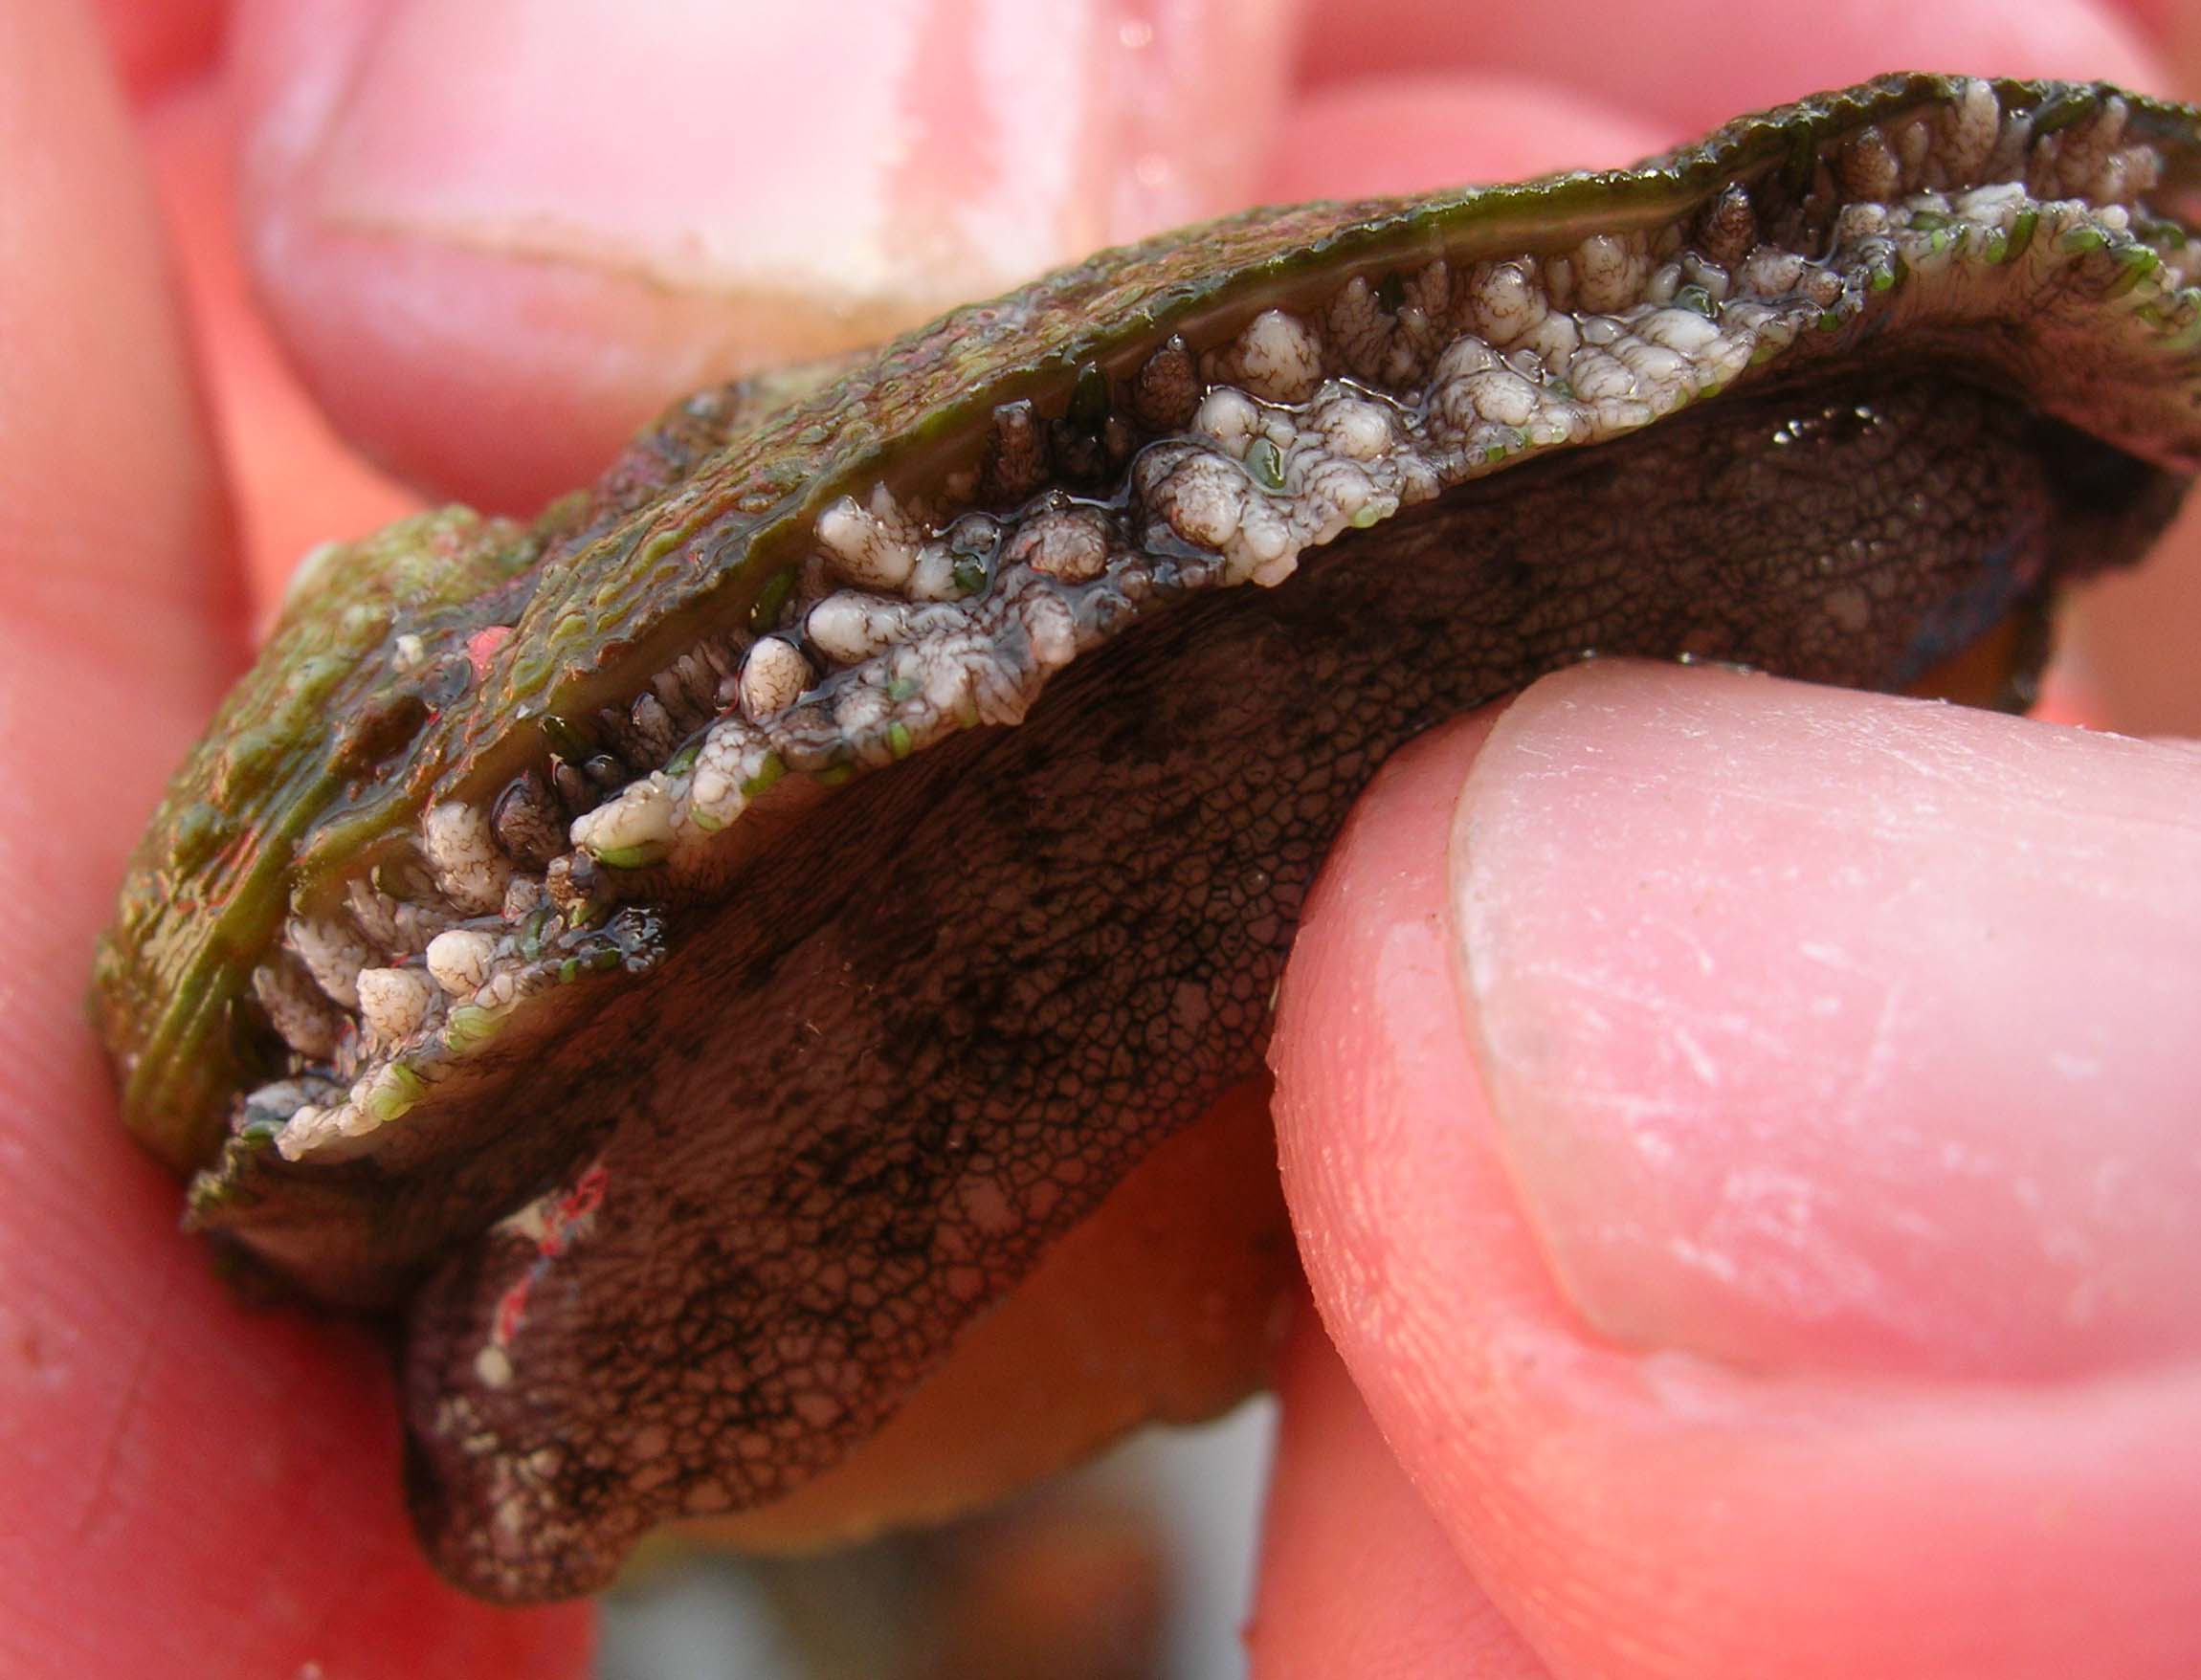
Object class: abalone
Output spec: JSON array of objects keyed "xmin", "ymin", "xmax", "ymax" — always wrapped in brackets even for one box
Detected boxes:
[{"xmin": 94, "ymin": 74, "xmax": 2201, "ymax": 1600}]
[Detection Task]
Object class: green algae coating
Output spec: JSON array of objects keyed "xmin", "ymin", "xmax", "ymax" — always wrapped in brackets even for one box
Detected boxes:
[{"xmin": 91, "ymin": 75, "xmax": 2201, "ymax": 1175}]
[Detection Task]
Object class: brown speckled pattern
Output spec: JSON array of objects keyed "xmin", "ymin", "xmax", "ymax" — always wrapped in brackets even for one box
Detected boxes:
[{"xmin": 401, "ymin": 375, "xmax": 2177, "ymax": 1598}]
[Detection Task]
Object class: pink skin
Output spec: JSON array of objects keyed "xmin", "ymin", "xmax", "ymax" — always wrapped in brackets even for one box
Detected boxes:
[
  {"xmin": 1256, "ymin": 675, "xmax": 2201, "ymax": 1678},
  {"xmin": 1288, "ymin": 0, "xmax": 2163, "ymax": 134},
  {"xmin": 5, "ymin": 1, "xmax": 2196, "ymax": 1674},
  {"xmin": 0, "ymin": 3, "xmax": 590, "ymax": 1674},
  {"xmin": 224, "ymin": 0, "xmax": 1304, "ymax": 513}
]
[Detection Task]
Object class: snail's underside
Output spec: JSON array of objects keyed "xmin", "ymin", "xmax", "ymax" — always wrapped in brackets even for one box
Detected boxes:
[
  {"xmin": 92, "ymin": 76, "xmax": 2201, "ymax": 1602},
  {"xmin": 399, "ymin": 364, "xmax": 2178, "ymax": 1596}
]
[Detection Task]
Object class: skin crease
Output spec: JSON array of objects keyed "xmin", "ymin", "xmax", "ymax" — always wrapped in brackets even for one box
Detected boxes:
[{"xmin": 0, "ymin": 1, "xmax": 2193, "ymax": 1675}]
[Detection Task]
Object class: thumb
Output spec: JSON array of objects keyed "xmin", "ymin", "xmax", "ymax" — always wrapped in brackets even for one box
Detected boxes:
[
  {"xmin": 1266, "ymin": 659, "xmax": 2201, "ymax": 1678},
  {"xmin": 229, "ymin": 0, "xmax": 1301, "ymax": 512}
]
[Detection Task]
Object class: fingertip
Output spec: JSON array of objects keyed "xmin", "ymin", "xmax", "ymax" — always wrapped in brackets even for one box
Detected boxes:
[
  {"xmin": 88, "ymin": 0, "xmax": 222, "ymax": 100},
  {"xmin": 1261, "ymin": 73, "xmax": 1668, "ymax": 202},
  {"xmin": 232, "ymin": 0, "xmax": 1298, "ymax": 511},
  {"xmin": 1251, "ymin": 1305, "xmax": 1545, "ymax": 1679},
  {"xmin": 1269, "ymin": 708, "xmax": 1505, "ymax": 1320},
  {"xmin": 0, "ymin": 0, "xmax": 235, "ymax": 707},
  {"xmin": 0, "ymin": 0, "xmax": 238, "ymax": 1023},
  {"xmin": 2065, "ymin": 497, "xmax": 2201, "ymax": 735},
  {"xmin": 1272, "ymin": 665, "xmax": 2201, "ymax": 1678},
  {"xmin": 145, "ymin": 80, "xmax": 423, "ymax": 619},
  {"xmin": 1457, "ymin": 662, "xmax": 2201, "ymax": 1382},
  {"xmin": 1293, "ymin": 0, "xmax": 2167, "ymax": 131}
]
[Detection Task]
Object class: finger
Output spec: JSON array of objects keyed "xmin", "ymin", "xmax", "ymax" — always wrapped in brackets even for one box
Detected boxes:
[
  {"xmin": 1260, "ymin": 72, "xmax": 1665, "ymax": 200},
  {"xmin": 1251, "ymin": 1303, "xmax": 1547, "ymax": 1679},
  {"xmin": 228, "ymin": 0, "xmax": 1303, "ymax": 512},
  {"xmin": 87, "ymin": 0, "xmax": 221, "ymax": 100},
  {"xmin": 1290, "ymin": 0, "xmax": 2164, "ymax": 140},
  {"xmin": 2044, "ymin": 0, "xmax": 2201, "ymax": 733},
  {"xmin": 0, "ymin": 0, "xmax": 237, "ymax": 887},
  {"xmin": 1272, "ymin": 661, "xmax": 2201, "ymax": 1679},
  {"xmin": 2054, "ymin": 517, "xmax": 2201, "ymax": 734},
  {"xmin": 2108, "ymin": 0, "xmax": 2192, "ymax": 58},
  {"xmin": 143, "ymin": 81, "xmax": 420, "ymax": 618},
  {"xmin": 0, "ymin": 1, "xmax": 589, "ymax": 1670}
]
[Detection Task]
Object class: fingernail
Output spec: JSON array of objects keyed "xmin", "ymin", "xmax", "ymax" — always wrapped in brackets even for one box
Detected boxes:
[
  {"xmin": 1451, "ymin": 659, "xmax": 2201, "ymax": 1381},
  {"xmin": 295, "ymin": 0, "xmax": 1292, "ymax": 358}
]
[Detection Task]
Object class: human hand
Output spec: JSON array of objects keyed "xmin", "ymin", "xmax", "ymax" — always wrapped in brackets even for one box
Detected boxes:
[
  {"xmin": 6, "ymin": 1, "xmax": 2195, "ymax": 1676},
  {"xmin": 1256, "ymin": 662, "xmax": 2201, "ymax": 1678},
  {"xmin": 1251, "ymin": 6, "xmax": 2201, "ymax": 1677},
  {"xmin": 0, "ymin": 2, "xmax": 591, "ymax": 1674}
]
